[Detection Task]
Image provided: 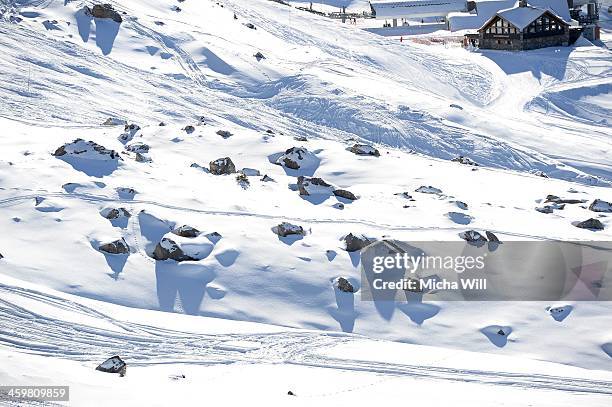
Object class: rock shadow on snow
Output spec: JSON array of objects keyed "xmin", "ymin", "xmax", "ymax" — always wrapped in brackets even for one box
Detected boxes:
[
  {"xmin": 155, "ymin": 262, "xmax": 216, "ymax": 315},
  {"xmin": 397, "ymin": 291, "xmax": 440, "ymax": 325},
  {"xmin": 481, "ymin": 325, "xmax": 513, "ymax": 348},
  {"xmin": 199, "ymin": 47, "xmax": 236, "ymax": 75},
  {"xmin": 214, "ymin": 249, "xmax": 240, "ymax": 267},
  {"xmin": 58, "ymin": 155, "xmax": 119, "ymax": 178},
  {"xmin": 546, "ymin": 305, "xmax": 573, "ymax": 322},
  {"xmin": 90, "ymin": 240, "xmax": 129, "ymax": 280},
  {"xmin": 329, "ymin": 278, "xmax": 359, "ymax": 333},
  {"xmin": 75, "ymin": 8, "xmax": 92, "ymax": 43},
  {"xmin": 94, "ymin": 18, "xmax": 120, "ymax": 56},
  {"xmin": 447, "ymin": 211, "xmax": 473, "ymax": 225},
  {"xmin": 480, "ymin": 49, "xmax": 570, "ymax": 81},
  {"xmin": 602, "ymin": 343, "xmax": 612, "ymax": 359}
]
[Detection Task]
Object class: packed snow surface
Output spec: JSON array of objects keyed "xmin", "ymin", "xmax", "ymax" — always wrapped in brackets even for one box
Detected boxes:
[{"xmin": 0, "ymin": 0, "xmax": 611, "ymax": 405}]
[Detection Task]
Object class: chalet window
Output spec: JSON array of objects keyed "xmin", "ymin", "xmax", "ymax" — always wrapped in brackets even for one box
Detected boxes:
[{"xmin": 506, "ymin": 40, "xmax": 511, "ymax": 45}]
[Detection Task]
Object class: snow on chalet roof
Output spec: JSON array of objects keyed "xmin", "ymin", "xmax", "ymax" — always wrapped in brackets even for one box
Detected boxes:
[
  {"xmin": 481, "ymin": 2, "xmax": 568, "ymax": 30},
  {"xmin": 449, "ymin": 0, "xmax": 570, "ymax": 31},
  {"xmin": 498, "ymin": 4, "xmax": 548, "ymax": 29}
]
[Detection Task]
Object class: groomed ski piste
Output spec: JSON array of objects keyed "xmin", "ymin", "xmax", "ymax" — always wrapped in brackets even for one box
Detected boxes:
[{"xmin": 0, "ymin": 0, "xmax": 611, "ymax": 405}]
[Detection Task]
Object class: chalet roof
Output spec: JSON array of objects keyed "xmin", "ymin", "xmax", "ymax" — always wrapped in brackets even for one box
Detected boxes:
[
  {"xmin": 498, "ymin": 5, "xmax": 547, "ymax": 29},
  {"xmin": 479, "ymin": 1, "xmax": 569, "ymax": 31}
]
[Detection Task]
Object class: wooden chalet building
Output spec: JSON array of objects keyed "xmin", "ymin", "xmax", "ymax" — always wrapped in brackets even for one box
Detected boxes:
[{"xmin": 465, "ymin": 0, "xmax": 570, "ymax": 50}]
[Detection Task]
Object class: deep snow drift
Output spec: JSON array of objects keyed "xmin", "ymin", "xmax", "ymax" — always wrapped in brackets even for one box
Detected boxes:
[{"xmin": 0, "ymin": 0, "xmax": 611, "ymax": 405}]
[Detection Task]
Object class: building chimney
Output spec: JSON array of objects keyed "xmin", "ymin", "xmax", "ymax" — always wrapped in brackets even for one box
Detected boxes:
[{"xmin": 519, "ymin": 0, "xmax": 528, "ymax": 7}]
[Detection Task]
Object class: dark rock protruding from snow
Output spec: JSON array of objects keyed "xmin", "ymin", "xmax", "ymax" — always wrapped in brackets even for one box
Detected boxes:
[
  {"xmin": 454, "ymin": 201, "xmax": 468, "ymax": 210},
  {"xmin": 172, "ymin": 225, "xmax": 200, "ymax": 238},
  {"xmin": 119, "ymin": 124, "xmax": 141, "ymax": 144},
  {"xmin": 240, "ymin": 168, "xmax": 261, "ymax": 177},
  {"xmin": 0, "ymin": 252, "xmax": 3, "ymax": 260},
  {"xmin": 254, "ymin": 51, "xmax": 265, "ymax": 60},
  {"xmin": 152, "ymin": 238, "xmax": 196, "ymax": 262},
  {"xmin": 100, "ymin": 207, "xmax": 131, "ymax": 220},
  {"xmin": 575, "ymin": 218, "xmax": 605, "ymax": 231},
  {"xmin": 236, "ymin": 173, "xmax": 250, "ymax": 188},
  {"xmin": 415, "ymin": 185, "xmax": 443, "ymax": 194},
  {"xmin": 275, "ymin": 147, "xmax": 317, "ymax": 170},
  {"xmin": 102, "ymin": 117, "xmax": 127, "ymax": 126},
  {"xmin": 531, "ymin": 170, "xmax": 548, "ymax": 178},
  {"xmin": 216, "ymin": 130, "xmax": 233, "ymax": 139},
  {"xmin": 344, "ymin": 233, "xmax": 371, "ymax": 252},
  {"xmin": 273, "ymin": 222, "xmax": 305, "ymax": 237},
  {"xmin": 53, "ymin": 139, "xmax": 120, "ymax": 161},
  {"xmin": 349, "ymin": 144, "xmax": 380, "ymax": 157},
  {"xmin": 96, "ymin": 356, "xmax": 127, "ymax": 376},
  {"xmin": 125, "ymin": 142, "xmax": 150, "ymax": 154},
  {"xmin": 209, "ymin": 157, "xmax": 236, "ymax": 175},
  {"xmin": 545, "ymin": 195, "xmax": 585, "ymax": 204},
  {"xmin": 336, "ymin": 277, "xmax": 355, "ymax": 293},
  {"xmin": 261, "ymin": 174, "xmax": 275, "ymax": 182},
  {"xmin": 135, "ymin": 152, "xmax": 151, "ymax": 163},
  {"xmin": 85, "ymin": 4, "xmax": 123, "ymax": 23},
  {"xmin": 184, "ymin": 125, "xmax": 195, "ymax": 134},
  {"xmin": 452, "ymin": 156, "xmax": 479, "ymax": 166},
  {"xmin": 459, "ymin": 230, "xmax": 487, "ymax": 243},
  {"xmin": 116, "ymin": 187, "xmax": 137, "ymax": 198},
  {"xmin": 589, "ymin": 199, "xmax": 612, "ymax": 213},
  {"xmin": 297, "ymin": 176, "xmax": 333, "ymax": 196},
  {"xmin": 99, "ymin": 238, "xmax": 130, "ymax": 255},
  {"xmin": 333, "ymin": 189, "xmax": 358, "ymax": 201},
  {"xmin": 536, "ymin": 205, "xmax": 559, "ymax": 214}
]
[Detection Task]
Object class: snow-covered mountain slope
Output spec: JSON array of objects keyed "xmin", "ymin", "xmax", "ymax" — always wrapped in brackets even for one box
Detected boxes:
[
  {"xmin": 0, "ymin": 0, "xmax": 611, "ymax": 398},
  {"xmin": 0, "ymin": 0, "xmax": 610, "ymax": 184},
  {"xmin": 1, "ymin": 275, "xmax": 611, "ymax": 406}
]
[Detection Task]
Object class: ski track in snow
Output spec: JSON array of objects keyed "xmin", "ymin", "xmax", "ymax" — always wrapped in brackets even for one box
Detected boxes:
[
  {"xmin": 1, "ymin": 283, "xmax": 611, "ymax": 396},
  {"xmin": 0, "ymin": 189, "xmax": 573, "ymax": 241}
]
